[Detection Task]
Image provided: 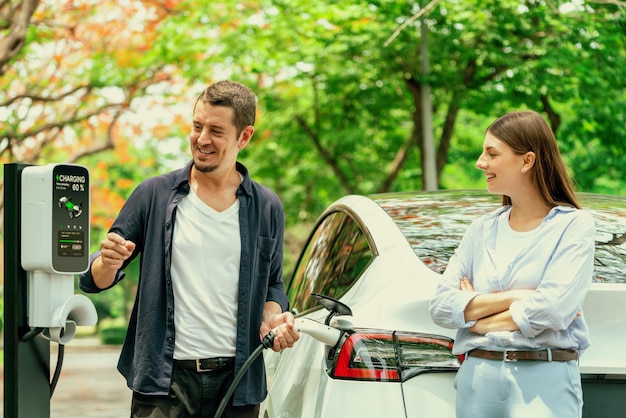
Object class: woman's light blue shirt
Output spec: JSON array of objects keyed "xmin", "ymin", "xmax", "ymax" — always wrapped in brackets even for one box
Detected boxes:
[{"xmin": 429, "ymin": 205, "xmax": 595, "ymax": 355}]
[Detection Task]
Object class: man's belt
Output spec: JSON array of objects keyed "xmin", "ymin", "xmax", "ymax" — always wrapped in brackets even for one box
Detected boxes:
[
  {"xmin": 174, "ymin": 357, "xmax": 235, "ymax": 372},
  {"xmin": 468, "ymin": 349, "xmax": 578, "ymax": 362}
]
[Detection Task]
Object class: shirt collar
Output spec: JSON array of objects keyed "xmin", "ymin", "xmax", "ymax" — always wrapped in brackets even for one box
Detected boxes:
[
  {"xmin": 484, "ymin": 203, "xmax": 577, "ymax": 222},
  {"xmin": 236, "ymin": 161, "xmax": 253, "ymax": 196},
  {"xmin": 171, "ymin": 160, "xmax": 253, "ymax": 196},
  {"xmin": 170, "ymin": 160, "xmax": 192, "ymax": 191}
]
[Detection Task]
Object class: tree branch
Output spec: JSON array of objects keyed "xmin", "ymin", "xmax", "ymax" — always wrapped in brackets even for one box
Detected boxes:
[
  {"xmin": 294, "ymin": 115, "xmax": 354, "ymax": 193},
  {"xmin": 0, "ymin": 0, "xmax": 41, "ymax": 75},
  {"xmin": 4, "ymin": 103, "xmax": 125, "ymax": 144},
  {"xmin": 384, "ymin": 0, "xmax": 441, "ymax": 47},
  {"xmin": 540, "ymin": 94, "xmax": 561, "ymax": 133},
  {"xmin": 67, "ymin": 109, "xmax": 123, "ymax": 163},
  {"xmin": 378, "ymin": 76, "xmax": 422, "ymax": 192},
  {"xmin": 0, "ymin": 84, "xmax": 92, "ymax": 107},
  {"xmin": 587, "ymin": 0, "xmax": 626, "ymax": 7}
]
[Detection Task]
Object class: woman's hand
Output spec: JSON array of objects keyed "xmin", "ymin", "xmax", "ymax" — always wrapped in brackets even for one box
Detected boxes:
[{"xmin": 460, "ymin": 277, "xmax": 474, "ymax": 291}]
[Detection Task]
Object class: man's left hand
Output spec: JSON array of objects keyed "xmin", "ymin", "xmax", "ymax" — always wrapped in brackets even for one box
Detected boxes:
[{"xmin": 261, "ymin": 311, "xmax": 300, "ymax": 352}]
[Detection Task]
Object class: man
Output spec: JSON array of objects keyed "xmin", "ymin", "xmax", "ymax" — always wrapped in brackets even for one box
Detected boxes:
[{"xmin": 80, "ymin": 80, "xmax": 299, "ymax": 417}]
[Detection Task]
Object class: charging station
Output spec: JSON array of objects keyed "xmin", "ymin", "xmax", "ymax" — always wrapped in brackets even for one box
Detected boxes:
[{"xmin": 4, "ymin": 162, "xmax": 98, "ymax": 417}]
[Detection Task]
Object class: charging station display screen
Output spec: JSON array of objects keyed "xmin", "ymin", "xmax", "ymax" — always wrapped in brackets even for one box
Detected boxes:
[
  {"xmin": 58, "ymin": 230, "xmax": 85, "ymax": 257},
  {"xmin": 52, "ymin": 165, "xmax": 89, "ymax": 272}
]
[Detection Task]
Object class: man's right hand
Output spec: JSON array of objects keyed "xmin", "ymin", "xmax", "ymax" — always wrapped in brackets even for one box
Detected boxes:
[
  {"xmin": 99, "ymin": 232, "xmax": 136, "ymax": 270},
  {"xmin": 92, "ymin": 233, "xmax": 136, "ymax": 289}
]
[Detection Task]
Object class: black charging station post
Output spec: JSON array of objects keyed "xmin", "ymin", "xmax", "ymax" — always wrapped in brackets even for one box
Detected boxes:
[
  {"xmin": 4, "ymin": 162, "xmax": 51, "ymax": 417},
  {"xmin": 4, "ymin": 161, "xmax": 97, "ymax": 417}
]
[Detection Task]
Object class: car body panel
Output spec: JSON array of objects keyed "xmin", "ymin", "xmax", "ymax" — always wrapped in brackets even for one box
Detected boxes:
[
  {"xmin": 401, "ymin": 373, "xmax": 457, "ymax": 417},
  {"xmin": 370, "ymin": 191, "xmax": 626, "ymax": 375},
  {"xmin": 580, "ymin": 283, "xmax": 626, "ymax": 374},
  {"xmin": 261, "ymin": 190, "xmax": 626, "ymax": 418},
  {"xmin": 263, "ymin": 195, "xmax": 456, "ymax": 417},
  {"xmin": 263, "ymin": 334, "xmax": 409, "ymax": 417}
]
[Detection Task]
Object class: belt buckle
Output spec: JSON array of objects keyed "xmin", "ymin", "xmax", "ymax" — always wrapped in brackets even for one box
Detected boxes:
[
  {"xmin": 196, "ymin": 358, "xmax": 226, "ymax": 372},
  {"xmin": 503, "ymin": 350, "xmax": 518, "ymax": 362},
  {"xmin": 195, "ymin": 359, "xmax": 219, "ymax": 372}
]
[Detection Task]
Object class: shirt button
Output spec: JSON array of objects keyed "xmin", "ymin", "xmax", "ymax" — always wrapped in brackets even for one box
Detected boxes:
[
  {"xmin": 167, "ymin": 337, "xmax": 173, "ymax": 344},
  {"xmin": 166, "ymin": 222, "xmax": 170, "ymax": 230}
]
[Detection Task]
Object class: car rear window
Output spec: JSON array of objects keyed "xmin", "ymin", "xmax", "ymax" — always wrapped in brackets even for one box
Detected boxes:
[
  {"xmin": 373, "ymin": 191, "xmax": 498, "ymax": 274},
  {"xmin": 373, "ymin": 191, "xmax": 625, "ymax": 284}
]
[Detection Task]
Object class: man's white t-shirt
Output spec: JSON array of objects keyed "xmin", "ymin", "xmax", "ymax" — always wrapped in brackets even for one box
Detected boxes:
[{"xmin": 170, "ymin": 188, "xmax": 241, "ymax": 359}]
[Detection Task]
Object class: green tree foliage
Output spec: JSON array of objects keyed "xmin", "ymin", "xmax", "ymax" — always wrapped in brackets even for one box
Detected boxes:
[
  {"xmin": 0, "ymin": 0, "xmax": 190, "ymax": 320},
  {"xmin": 166, "ymin": 0, "xmax": 625, "ymax": 223},
  {"xmin": 1, "ymin": 0, "xmax": 624, "ymax": 303}
]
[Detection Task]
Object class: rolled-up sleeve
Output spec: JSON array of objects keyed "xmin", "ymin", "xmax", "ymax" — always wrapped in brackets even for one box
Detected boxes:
[
  {"xmin": 78, "ymin": 182, "xmax": 148, "ymax": 295},
  {"xmin": 78, "ymin": 251, "xmax": 126, "ymax": 293},
  {"xmin": 509, "ymin": 211, "xmax": 595, "ymax": 338}
]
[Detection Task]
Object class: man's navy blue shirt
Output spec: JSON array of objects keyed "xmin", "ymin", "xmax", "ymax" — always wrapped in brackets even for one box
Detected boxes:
[{"xmin": 79, "ymin": 161, "xmax": 289, "ymax": 406}]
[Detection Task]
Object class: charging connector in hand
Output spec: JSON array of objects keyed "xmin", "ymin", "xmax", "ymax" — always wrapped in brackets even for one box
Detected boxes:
[
  {"xmin": 294, "ymin": 318, "xmax": 342, "ymax": 347},
  {"xmin": 261, "ymin": 330, "xmax": 276, "ymax": 348},
  {"xmin": 214, "ymin": 319, "xmax": 343, "ymax": 418}
]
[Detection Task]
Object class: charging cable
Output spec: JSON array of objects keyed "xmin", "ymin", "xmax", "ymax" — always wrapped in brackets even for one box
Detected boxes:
[
  {"xmin": 20, "ymin": 326, "xmax": 66, "ymax": 397},
  {"xmin": 213, "ymin": 330, "xmax": 277, "ymax": 418},
  {"xmin": 214, "ymin": 318, "xmax": 343, "ymax": 418}
]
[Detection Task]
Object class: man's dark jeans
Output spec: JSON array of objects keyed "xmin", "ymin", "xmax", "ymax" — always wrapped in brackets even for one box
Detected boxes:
[{"xmin": 130, "ymin": 366, "xmax": 259, "ymax": 418}]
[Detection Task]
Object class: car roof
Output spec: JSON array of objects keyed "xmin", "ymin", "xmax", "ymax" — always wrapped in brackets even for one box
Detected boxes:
[{"xmin": 369, "ymin": 190, "xmax": 626, "ymax": 283}]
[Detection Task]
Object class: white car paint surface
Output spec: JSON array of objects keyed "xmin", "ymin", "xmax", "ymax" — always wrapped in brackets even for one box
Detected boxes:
[{"xmin": 260, "ymin": 191, "xmax": 626, "ymax": 418}]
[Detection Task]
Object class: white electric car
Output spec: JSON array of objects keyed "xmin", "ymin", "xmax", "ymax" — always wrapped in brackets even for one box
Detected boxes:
[{"xmin": 260, "ymin": 190, "xmax": 626, "ymax": 418}]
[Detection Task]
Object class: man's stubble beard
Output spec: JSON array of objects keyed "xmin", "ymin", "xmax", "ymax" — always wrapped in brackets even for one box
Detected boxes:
[{"xmin": 193, "ymin": 159, "xmax": 217, "ymax": 174}]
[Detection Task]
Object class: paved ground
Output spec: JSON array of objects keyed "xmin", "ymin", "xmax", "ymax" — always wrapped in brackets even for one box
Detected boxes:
[{"xmin": 1, "ymin": 337, "xmax": 132, "ymax": 417}]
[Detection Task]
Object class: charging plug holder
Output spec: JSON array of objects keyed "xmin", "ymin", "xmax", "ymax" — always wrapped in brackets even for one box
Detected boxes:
[
  {"xmin": 20, "ymin": 163, "xmax": 97, "ymax": 343},
  {"xmin": 29, "ymin": 271, "xmax": 97, "ymax": 344}
]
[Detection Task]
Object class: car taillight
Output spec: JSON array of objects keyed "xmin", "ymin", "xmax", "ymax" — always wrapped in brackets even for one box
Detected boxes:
[{"xmin": 331, "ymin": 330, "xmax": 462, "ymax": 382}]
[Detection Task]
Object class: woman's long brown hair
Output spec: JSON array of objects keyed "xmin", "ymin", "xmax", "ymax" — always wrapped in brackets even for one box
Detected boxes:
[{"xmin": 486, "ymin": 110, "xmax": 580, "ymax": 209}]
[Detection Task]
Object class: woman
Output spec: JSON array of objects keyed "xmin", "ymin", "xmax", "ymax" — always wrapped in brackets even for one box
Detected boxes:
[{"xmin": 429, "ymin": 110, "xmax": 595, "ymax": 418}]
